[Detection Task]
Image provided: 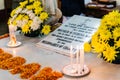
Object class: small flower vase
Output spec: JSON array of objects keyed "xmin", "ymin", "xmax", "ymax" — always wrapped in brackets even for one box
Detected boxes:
[{"xmin": 24, "ymin": 29, "xmax": 40, "ymax": 37}]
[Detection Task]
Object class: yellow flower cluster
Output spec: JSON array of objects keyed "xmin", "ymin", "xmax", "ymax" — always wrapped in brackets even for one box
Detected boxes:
[
  {"xmin": 8, "ymin": 0, "xmax": 51, "ymax": 35},
  {"xmin": 84, "ymin": 10, "xmax": 120, "ymax": 63}
]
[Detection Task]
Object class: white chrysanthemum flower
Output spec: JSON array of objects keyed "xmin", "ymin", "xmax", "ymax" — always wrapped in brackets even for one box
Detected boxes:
[
  {"xmin": 26, "ymin": 10, "xmax": 32, "ymax": 15},
  {"xmin": 22, "ymin": 19, "xmax": 28, "ymax": 25},
  {"xmin": 38, "ymin": 19, "xmax": 43, "ymax": 24},
  {"xmin": 21, "ymin": 9, "xmax": 28, "ymax": 13},
  {"xmin": 16, "ymin": 20, "xmax": 22, "ymax": 27},
  {"xmin": 16, "ymin": 8, "xmax": 22, "ymax": 14},
  {"xmin": 33, "ymin": 17, "xmax": 40, "ymax": 23},
  {"xmin": 8, "ymin": 0, "xmax": 51, "ymax": 35},
  {"xmin": 10, "ymin": 14, "xmax": 18, "ymax": 23},
  {"xmin": 31, "ymin": 23, "xmax": 40, "ymax": 31},
  {"xmin": 29, "ymin": 13, "xmax": 35, "ymax": 19}
]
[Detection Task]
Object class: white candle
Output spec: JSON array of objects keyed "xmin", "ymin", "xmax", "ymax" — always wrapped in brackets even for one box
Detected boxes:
[
  {"xmin": 76, "ymin": 46, "xmax": 80, "ymax": 74},
  {"xmin": 9, "ymin": 24, "xmax": 16, "ymax": 46},
  {"xmin": 76, "ymin": 46, "xmax": 79, "ymax": 65},
  {"xmin": 70, "ymin": 45, "xmax": 73, "ymax": 65},
  {"xmin": 80, "ymin": 46, "xmax": 84, "ymax": 72},
  {"xmin": 70, "ymin": 45, "xmax": 78, "ymax": 73}
]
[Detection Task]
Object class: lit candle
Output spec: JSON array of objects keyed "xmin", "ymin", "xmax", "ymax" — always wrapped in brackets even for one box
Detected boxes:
[
  {"xmin": 80, "ymin": 46, "xmax": 84, "ymax": 72},
  {"xmin": 9, "ymin": 24, "xmax": 16, "ymax": 46}
]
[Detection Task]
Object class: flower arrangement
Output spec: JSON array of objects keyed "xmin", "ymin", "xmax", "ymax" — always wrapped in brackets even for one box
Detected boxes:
[
  {"xmin": 84, "ymin": 10, "xmax": 120, "ymax": 63},
  {"xmin": 8, "ymin": 0, "xmax": 51, "ymax": 36}
]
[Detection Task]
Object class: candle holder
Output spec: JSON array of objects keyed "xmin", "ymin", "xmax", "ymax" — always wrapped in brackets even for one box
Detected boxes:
[
  {"xmin": 62, "ymin": 46, "xmax": 90, "ymax": 77},
  {"xmin": 7, "ymin": 24, "xmax": 22, "ymax": 47},
  {"xmin": 7, "ymin": 41, "xmax": 22, "ymax": 47},
  {"xmin": 62, "ymin": 64, "xmax": 90, "ymax": 77}
]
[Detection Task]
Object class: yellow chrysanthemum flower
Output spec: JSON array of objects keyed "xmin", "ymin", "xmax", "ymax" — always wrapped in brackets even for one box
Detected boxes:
[
  {"xmin": 12, "ymin": 20, "xmax": 17, "ymax": 26},
  {"xmin": 84, "ymin": 42, "xmax": 91, "ymax": 53},
  {"xmin": 40, "ymin": 12, "xmax": 48, "ymax": 20},
  {"xmin": 86, "ymin": 10, "xmax": 120, "ymax": 63},
  {"xmin": 93, "ymin": 43, "xmax": 104, "ymax": 53},
  {"xmin": 10, "ymin": 9, "xmax": 16, "ymax": 17},
  {"xmin": 99, "ymin": 30, "xmax": 112, "ymax": 40},
  {"xmin": 113, "ymin": 27, "xmax": 120, "ymax": 40},
  {"xmin": 91, "ymin": 32, "xmax": 99, "ymax": 47},
  {"xmin": 28, "ymin": 20, "xmax": 33, "ymax": 26},
  {"xmin": 24, "ymin": 15, "xmax": 29, "ymax": 20},
  {"xmin": 8, "ymin": 0, "xmax": 51, "ymax": 37},
  {"xmin": 103, "ymin": 46, "xmax": 117, "ymax": 62},
  {"xmin": 16, "ymin": 14, "xmax": 24, "ymax": 21},
  {"xmin": 21, "ymin": 24, "xmax": 30, "ymax": 34},
  {"xmin": 19, "ymin": 1, "xmax": 28, "ymax": 8},
  {"xmin": 115, "ymin": 40, "xmax": 120, "ymax": 48},
  {"xmin": 26, "ymin": 5, "xmax": 34, "ymax": 10},
  {"xmin": 34, "ymin": 7, "xmax": 43, "ymax": 15},
  {"xmin": 27, "ymin": 0, "xmax": 34, "ymax": 3},
  {"xmin": 7, "ymin": 18, "xmax": 11, "ymax": 25},
  {"xmin": 42, "ymin": 25, "xmax": 51, "ymax": 35},
  {"xmin": 101, "ymin": 10, "xmax": 120, "ymax": 27},
  {"xmin": 33, "ymin": 0, "xmax": 41, "ymax": 7}
]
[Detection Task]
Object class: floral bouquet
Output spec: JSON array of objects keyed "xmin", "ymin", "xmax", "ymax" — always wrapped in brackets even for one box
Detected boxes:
[
  {"xmin": 8, "ymin": 0, "xmax": 51, "ymax": 37},
  {"xmin": 84, "ymin": 10, "xmax": 120, "ymax": 64}
]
